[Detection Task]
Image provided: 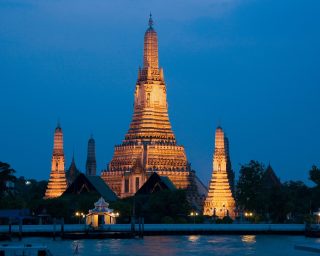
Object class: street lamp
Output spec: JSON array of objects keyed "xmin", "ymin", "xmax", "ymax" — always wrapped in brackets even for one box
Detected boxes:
[
  {"xmin": 190, "ymin": 211, "xmax": 198, "ymax": 224},
  {"xmin": 244, "ymin": 211, "xmax": 253, "ymax": 222},
  {"xmin": 111, "ymin": 211, "xmax": 120, "ymax": 224},
  {"xmin": 75, "ymin": 211, "xmax": 84, "ymax": 224}
]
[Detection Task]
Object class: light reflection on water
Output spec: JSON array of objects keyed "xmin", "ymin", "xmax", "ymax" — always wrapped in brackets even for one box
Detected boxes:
[
  {"xmin": 5, "ymin": 235, "xmax": 319, "ymax": 256},
  {"xmin": 241, "ymin": 235, "xmax": 256, "ymax": 255},
  {"xmin": 241, "ymin": 235, "xmax": 256, "ymax": 244},
  {"xmin": 188, "ymin": 235, "xmax": 200, "ymax": 242}
]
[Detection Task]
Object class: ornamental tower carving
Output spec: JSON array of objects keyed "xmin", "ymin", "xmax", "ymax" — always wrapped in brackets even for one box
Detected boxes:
[
  {"xmin": 203, "ymin": 126, "xmax": 236, "ymax": 219},
  {"xmin": 101, "ymin": 15, "xmax": 203, "ymax": 200},
  {"xmin": 44, "ymin": 123, "xmax": 68, "ymax": 198}
]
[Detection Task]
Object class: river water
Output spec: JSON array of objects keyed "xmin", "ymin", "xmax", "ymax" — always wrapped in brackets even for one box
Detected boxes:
[{"xmin": 7, "ymin": 235, "xmax": 320, "ymax": 255}]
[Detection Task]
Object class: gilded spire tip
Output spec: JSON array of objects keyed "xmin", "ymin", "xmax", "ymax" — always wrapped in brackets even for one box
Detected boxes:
[{"xmin": 148, "ymin": 13, "xmax": 153, "ymax": 28}]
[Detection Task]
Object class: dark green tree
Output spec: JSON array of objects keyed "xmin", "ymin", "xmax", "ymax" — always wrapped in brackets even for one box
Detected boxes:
[
  {"xmin": 0, "ymin": 162, "xmax": 18, "ymax": 209},
  {"xmin": 0, "ymin": 162, "xmax": 16, "ymax": 195},
  {"xmin": 263, "ymin": 185, "xmax": 287, "ymax": 223},
  {"xmin": 282, "ymin": 181, "xmax": 311, "ymax": 222},
  {"xmin": 309, "ymin": 165, "xmax": 320, "ymax": 212},
  {"xmin": 309, "ymin": 165, "xmax": 320, "ymax": 186},
  {"xmin": 142, "ymin": 190, "xmax": 191, "ymax": 223},
  {"xmin": 110, "ymin": 189, "xmax": 191, "ymax": 224},
  {"xmin": 236, "ymin": 160, "xmax": 264, "ymax": 213}
]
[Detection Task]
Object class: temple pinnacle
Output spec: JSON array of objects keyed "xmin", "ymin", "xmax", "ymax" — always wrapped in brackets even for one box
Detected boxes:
[
  {"xmin": 102, "ymin": 18, "xmax": 202, "ymax": 201},
  {"xmin": 203, "ymin": 126, "xmax": 236, "ymax": 219},
  {"xmin": 143, "ymin": 13, "xmax": 159, "ymax": 70},
  {"xmin": 148, "ymin": 13, "xmax": 153, "ymax": 28},
  {"xmin": 44, "ymin": 123, "xmax": 67, "ymax": 199},
  {"xmin": 86, "ymin": 135, "xmax": 97, "ymax": 176}
]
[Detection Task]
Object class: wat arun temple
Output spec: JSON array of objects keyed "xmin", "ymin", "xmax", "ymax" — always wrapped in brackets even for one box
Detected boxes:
[
  {"xmin": 45, "ymin": 15, "xmax": 236, "ymax": 217},
  {"xmin": 101, "ymin": 15, "xmax": 207, "ymax": 207}
]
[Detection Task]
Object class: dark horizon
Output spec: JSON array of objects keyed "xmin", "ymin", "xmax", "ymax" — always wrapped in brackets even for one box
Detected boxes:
[{"xmin": 0, "ymin": 0, "xmax": 319, "ymax": 186}]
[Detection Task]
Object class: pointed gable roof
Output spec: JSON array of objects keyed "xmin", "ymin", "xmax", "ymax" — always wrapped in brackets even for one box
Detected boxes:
[
  {"xmin": 66, "ymin": 156, "xmax": 81, "ymax": 184},
  {"xmin": 135, "ymin": 172, "xmax": 176, "ymax": 195},
  {"xmin": 262, "ymin": 164, "xmax": 281, "ymax": 188},
  {"xmin": 63, "ymin": 173, "xmax": 117, "ymax": 201}
]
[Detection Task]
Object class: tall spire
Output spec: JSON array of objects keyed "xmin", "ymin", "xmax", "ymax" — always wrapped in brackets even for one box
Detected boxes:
[
  {"xmin": 86, "ymin": 135, "xmax": 96, "ymax": 176},
  {"xmin": 44, "ymin": 123, "xmax": 68, "ymax": 199},
  {"xmin": 203, "ymin": 126, "xmax": 236, "ymax": 219},
  {"xmin": 148, "ymin": 13, "xmax": 153, "ymax": 28},
  {"xmin": 103, "ymin": 16, "xmax": 194, "ymax": 199},
  {"xmin": 126, "ymin": 14, "xmax": 174, "ymax": 142},
  {"xmin": 67, "ymin": 152, "xmax": 79, "ymax": 185},
  {"xmin": 143, "ymin": 14, "xmax": 159, "ymax": 70},
  {"xmin": 53, "ymin": 123, "xmax": 63, "ymax": 155}
]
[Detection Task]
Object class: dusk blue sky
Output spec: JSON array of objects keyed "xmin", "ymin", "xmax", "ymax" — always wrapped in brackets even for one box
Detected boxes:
[{"xmin": 0, "ymin": 0, "xmax": 319, "ymax": 186}]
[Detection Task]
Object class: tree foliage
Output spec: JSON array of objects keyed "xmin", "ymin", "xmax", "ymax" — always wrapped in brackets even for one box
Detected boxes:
[
  {"xmin": 110, "ymin": 190, "xmax": 191, "ymax": 224},
  {"xmin": 236, "ymin": 160, "xmax": 264, "ymax": 212},
  {"xmin": 0, "ymin": 162, "xmax": 16, "ymax": 195},
  {"xmin": 309, "ymin": 165, "xmax": 320, "ymax": 186},
  {"xmin": 236, "ymin": 161, "xmax": 315, "ymax": 223},
  {"xmin": 282, "ymin": 181, "xmax": 311, "ymax": 222},
  {"xmin": 1, "ymin": 160, "xmax": 320, "ymax": 224}
]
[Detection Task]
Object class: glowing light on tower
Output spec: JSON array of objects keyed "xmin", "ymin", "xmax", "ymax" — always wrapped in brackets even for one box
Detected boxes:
[
  {"xmin": 101, "ymin": 15, "xmax": 204, "ymax": 205},
  {"xmin": 44, "ymin": 122, "xmax": 68, "ymax": 198},
  {"xmin": 203, "ymin": 126, "xmax": 236, "ymax": 219}
]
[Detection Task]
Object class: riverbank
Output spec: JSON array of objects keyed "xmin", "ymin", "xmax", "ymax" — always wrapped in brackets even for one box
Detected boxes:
[{"xmin": 0, "ymin": 224, "xmax": 306, "ymax": 239}]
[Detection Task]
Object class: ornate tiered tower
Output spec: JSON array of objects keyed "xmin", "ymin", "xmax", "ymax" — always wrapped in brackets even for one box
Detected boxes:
[
  {"xmin": 86, "ymin": 135, "xmax": 97, "ymax": 176},
  {"xmin": 101, "ymin": 15, "xmax": 203, "ymax": 200},
  {"xmin": 203, "ymin": 126, "xmax": 236, "ymax": 219},
  {"xmin": 44, "ymin": 123, "xmax": 68, "ymax": 199}
]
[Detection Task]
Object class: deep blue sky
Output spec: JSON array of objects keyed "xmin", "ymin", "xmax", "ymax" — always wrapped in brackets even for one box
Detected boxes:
[{"xmin": 0, "ymin": 0, "xmax": 319, "ymax": 186}]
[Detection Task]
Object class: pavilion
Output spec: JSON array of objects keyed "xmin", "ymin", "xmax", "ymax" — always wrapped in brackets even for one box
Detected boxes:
[{"xmin": 86, "ymin": 197, "xmax": 118, "ymax": 228}]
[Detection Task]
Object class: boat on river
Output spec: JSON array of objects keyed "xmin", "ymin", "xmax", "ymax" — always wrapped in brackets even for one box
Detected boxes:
[{"xmin": 0, "ymin": 243, "xmax": 53, "ymax": 256}]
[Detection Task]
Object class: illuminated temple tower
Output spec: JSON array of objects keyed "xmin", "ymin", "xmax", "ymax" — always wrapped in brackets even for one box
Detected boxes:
[
  {"xmin": 203, "ymin": 126, "xmax": 236, "ymax": 219},
  {"xmin": 44, "ymin": 123, "xmax": 68, "ymax": 199},
  {"xmin": 101, "ymin": 15, "xmax": 205, "ymax": 202},
  {"xmin": 86, "ymin": 135, "xmax": 97, "ymax": 176}
]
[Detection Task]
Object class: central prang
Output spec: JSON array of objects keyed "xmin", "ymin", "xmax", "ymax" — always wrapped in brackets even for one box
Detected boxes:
[{"xmin": 101, "ymin": 16, "xmax": 205, "ymax": 207}]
